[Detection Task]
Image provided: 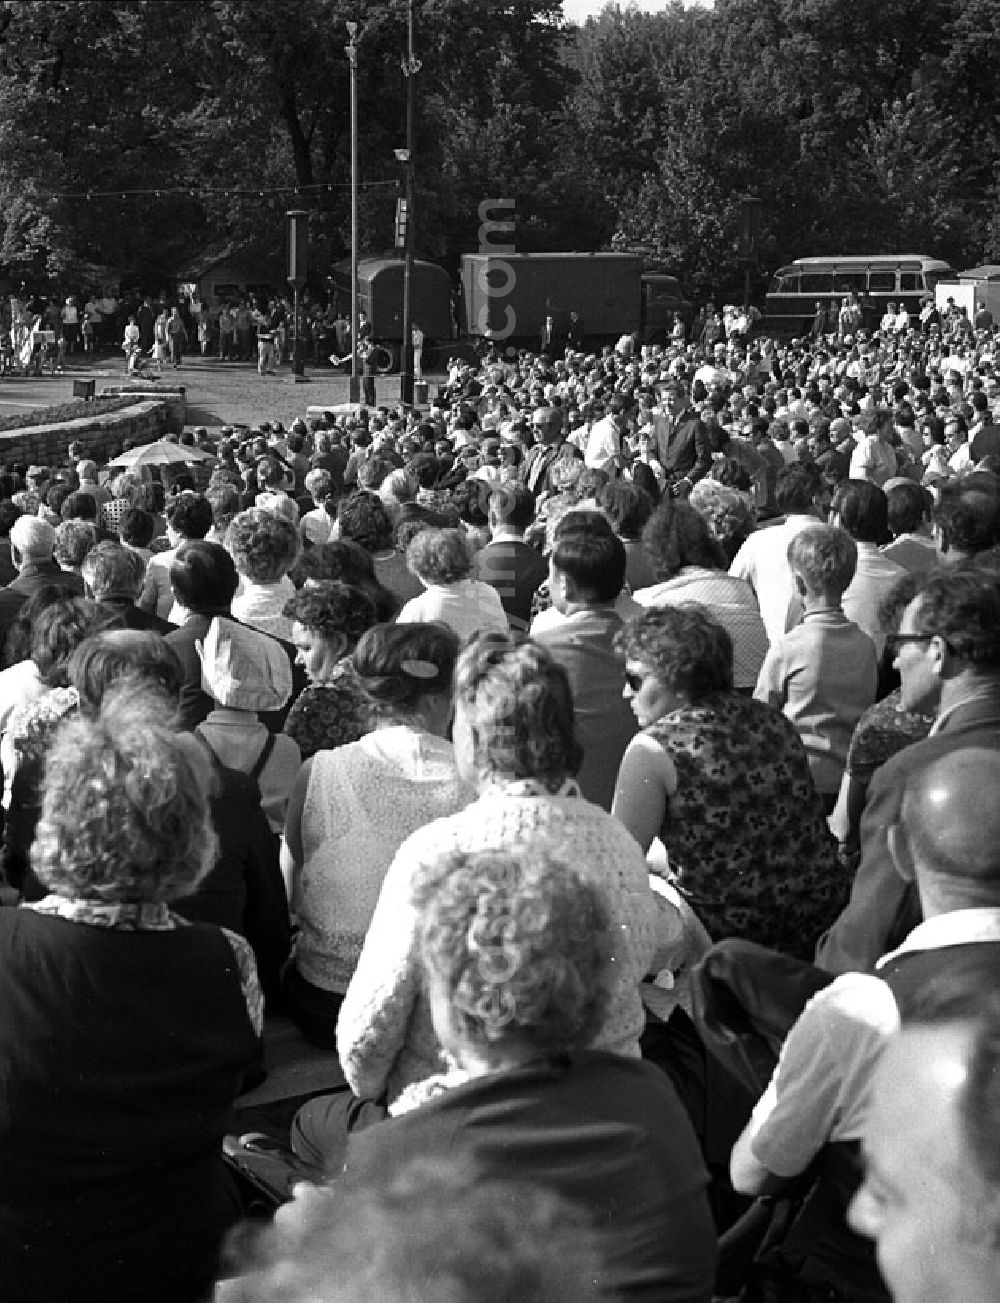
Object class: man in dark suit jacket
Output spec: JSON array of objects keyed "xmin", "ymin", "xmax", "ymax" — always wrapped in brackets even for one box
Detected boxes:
[
  {"xmin": 474, "ymin": 484, "xmax": 548, "ymax": 632},
  {"xmin": 654, "ymin": 379, "xmax": 713, "ymax": 496},
  {"xmin": 538, "ymin": 314, "xmax": 561, "ymax": 357},
  {"xmin": 0, "ymin": 516, "xmax": 84, "ymax": 650},
  {"xmin": 520, "ymin": 405, "xmax": 582, "ymax": 498},
  {"xmin": 82, "ymin": 542, "xmax": 173, "ymax": 633},
  {"xmin": 817, "ymin": 568, "xmax": 1000, "ymax": 974},
  {"xmin": 164, "ymin": 539, "xmax": 304, "ymax": 731}
]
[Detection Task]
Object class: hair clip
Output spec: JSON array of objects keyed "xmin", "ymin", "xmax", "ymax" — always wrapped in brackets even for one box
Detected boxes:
[{"xmin": 400, "ymin": 658, "xmax": 439, "ymax": 680}]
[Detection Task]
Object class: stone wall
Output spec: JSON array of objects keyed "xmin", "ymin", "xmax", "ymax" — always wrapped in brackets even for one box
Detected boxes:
[
  {"xmin": 98, "ymin": 386, "xmax": 186, "ymax": 434},
  {"xmin": 0, "ymin": 388, "xmax": 186, "ymax": 469}
]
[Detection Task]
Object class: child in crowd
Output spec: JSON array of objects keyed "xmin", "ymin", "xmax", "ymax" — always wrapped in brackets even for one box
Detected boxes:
[
  {"xmin": 754, "ymin": 524, "xmax": 878, "ymax": 812},
  {"xmin": 196, "ymin": 615, "xmax": 301, "ymax": 833}
]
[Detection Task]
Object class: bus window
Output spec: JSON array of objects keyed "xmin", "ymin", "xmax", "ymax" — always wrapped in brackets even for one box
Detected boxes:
[
  {"xmin": 900, "ymin": 273, "xmax": 922, "ymax": 292},
  {"xmin": 924, "ymin": 267, "xmax": 955, "ymax": 290},
  {"xmin": 799, "ymin": 272, "xmax": 833, "ymax": 294},
  {"xmin": 769, "ymin": 271, "xmax": 799, "ymax": 294},
  {"xmin": 868, "ymin": 271, "xmax": 896, "ymax": 294},
  {"xmin": 833, "ymin": 271, "xmax": 868, "ymax": 293}
]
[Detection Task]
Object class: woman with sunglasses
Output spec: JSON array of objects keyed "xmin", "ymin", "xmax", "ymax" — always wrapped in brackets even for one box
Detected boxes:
[{"xmin": 613, "ymin": 605, "xmax": 846, "ymax": 960}]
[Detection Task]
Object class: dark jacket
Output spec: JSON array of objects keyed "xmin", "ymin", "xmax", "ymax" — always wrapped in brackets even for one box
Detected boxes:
[
  {"xmin": 166, "ymin": 609, "xmax": 305, "ymax": 732},
  {"xmin": 816, "ymin": 691, "xmax": 1000, "ymax": 974},
  {"xmin": 0, "ymin": 907, "xmax": 258, "ymax": 1303},
  {"xmin": 655, "ymin": 409, "xmax": 713, "ymax": 485},
  {"xmin": 0, "ymin": 560, "xmax": 85, "ymax": 651},
  {"xmin": 474, "ymin": 536, "xmax": 548, "ymax": 632}
]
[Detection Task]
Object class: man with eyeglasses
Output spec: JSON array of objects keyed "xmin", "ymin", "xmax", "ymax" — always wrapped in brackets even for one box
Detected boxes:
[
  {"xmin": 731, "ymin": 746, "xmax": 1000, "ymax": 1303},
  {"xmin": 816, "ymin": 565, "xmax": 1000, "ymax": 974}
]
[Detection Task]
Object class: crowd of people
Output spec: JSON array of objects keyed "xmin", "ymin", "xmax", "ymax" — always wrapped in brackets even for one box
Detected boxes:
[
  {"xmin": 1, "ymin": 284, "xmax": 406, "ymax": 383},
  {"xmin": 1, "ymin": 304, "xmax": 1000, "ymax": 1303}
]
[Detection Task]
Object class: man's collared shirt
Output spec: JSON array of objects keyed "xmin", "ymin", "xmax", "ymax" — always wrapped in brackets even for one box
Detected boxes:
[{"xmin": 748, "ymin": 908, "xmax": 1000, "ymax": 1179}]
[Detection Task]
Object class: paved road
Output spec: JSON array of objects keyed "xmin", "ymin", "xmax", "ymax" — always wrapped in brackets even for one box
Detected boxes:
[{"xmin": 0, "ymin": 354, "xmax": 442, "ymax": 433}]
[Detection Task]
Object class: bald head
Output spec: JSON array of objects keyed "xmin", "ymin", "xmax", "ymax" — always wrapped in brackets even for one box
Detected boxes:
[{"xmin": 895, "ymin": 748, "xmax": 1000, "ymax": 909}]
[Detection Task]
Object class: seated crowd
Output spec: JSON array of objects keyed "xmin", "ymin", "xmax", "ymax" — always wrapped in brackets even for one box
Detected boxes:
[{"xmin": 1, "ymin": 311, "xmax": 1000, "ymax": 1303}]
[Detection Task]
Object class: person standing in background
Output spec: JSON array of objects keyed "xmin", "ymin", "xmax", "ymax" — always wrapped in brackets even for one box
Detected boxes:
[
  {"xmin": 61, "ymin": 297, "xmax": 79, "ymax": 354},
  {"xmin": 166, "ymin": 305, "xmax": 188, "ymax": 369}
]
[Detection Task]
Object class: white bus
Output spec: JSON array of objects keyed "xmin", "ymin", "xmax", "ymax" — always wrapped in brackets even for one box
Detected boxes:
[{"xmin": 764, "ymin": 254, "xmax": 957, "ymax": 336}]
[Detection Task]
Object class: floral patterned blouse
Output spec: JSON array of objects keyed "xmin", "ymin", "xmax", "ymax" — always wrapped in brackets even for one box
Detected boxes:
[
  {"xmin": 282, "ymin": 660, "xmax": 374, "ymax": 759},
  {"xmin": 646, "ymin": 691, "xmax": 848, "ymax": 960}
]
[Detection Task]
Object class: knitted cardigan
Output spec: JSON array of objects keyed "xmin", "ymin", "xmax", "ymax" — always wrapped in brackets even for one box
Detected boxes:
[{"xmin": 337, "ymin": 781, "xmax": 672, "ymax": 1104}]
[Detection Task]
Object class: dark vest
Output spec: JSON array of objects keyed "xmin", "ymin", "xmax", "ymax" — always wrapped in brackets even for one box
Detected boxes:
[{"xmin": 879, "ymin": 940, "xmax": 1000, "ymax": 1015}]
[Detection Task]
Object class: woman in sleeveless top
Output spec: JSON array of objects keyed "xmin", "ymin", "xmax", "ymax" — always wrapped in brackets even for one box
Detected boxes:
[
  {"xmin": 613, "ymin": 606, "xmax": 848, "ymax": 960},
  {"xmin": 279, "ymin": 621, "xmax": 473, "ymax": 1046}
]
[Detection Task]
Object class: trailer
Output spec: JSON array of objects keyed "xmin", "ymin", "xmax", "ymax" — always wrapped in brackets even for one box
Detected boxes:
[
  {"xmin": 459, "ymin": 252, "xmax": 690, "ymax": 352},
  {"xmin": 331, "ymin": 257, "xmax": 456, "ymax": 372}
]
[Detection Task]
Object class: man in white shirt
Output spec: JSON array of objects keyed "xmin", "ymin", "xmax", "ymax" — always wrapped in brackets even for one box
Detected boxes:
[
  {"xmin": 944, "ymin": 412, "xmax": 972, "ymax": 474},
  {"xmin": 731, "ymin": 745, "xmax": 1000, "ymax": 1300},
  {"xmin": 693, "ymin": 344, "xmax": 730, "ymax": 391},
  {"xmin": 729, "ymin": 464, "xmax": 823, "ymax": 643},
  {"xmin": 848, "ymin": 410, "xmax": 898, "ymax": 487},
  {"xmin": 584, "ymin": 395, "xmax": 627, "ymax": 470},
  {"xmin": 827, "ymin": 479, "xmax": 907, "ymax": 656}
]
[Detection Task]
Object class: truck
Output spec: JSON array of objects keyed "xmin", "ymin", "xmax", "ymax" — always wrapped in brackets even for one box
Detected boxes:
[
  {"xmin": 458, "ymin": 252, "xmax": 692, "ymax": 354},
  {"xmin": 330, "ymin": 256, "xmax": 457, "ymax": 372}
]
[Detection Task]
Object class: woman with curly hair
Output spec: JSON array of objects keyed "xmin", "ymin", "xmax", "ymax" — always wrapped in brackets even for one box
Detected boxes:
[
  {"xmin": 218, "ymin": 1155, "xmax": 601, "ymax": 1303},
  {"xmin": 612, "ymin": 605, "xmax": 846, "ymax": 959},
  {"xmin": 279, "ymin": 621, "xmax": 472, "ymax": 1046},
  {"xmin": 336, "ymin": 489, "xmax": 424, "ymax": 607},
  {"xmin": 299, "ymin": 468, "xmax": 338, "ymax": 548},
  {"xmin": 0, "ymin": 597, "xmax": 111, "ymax": 884},
  {"xmin": 687, "ymin": 476, "xmax": 757, "ymax": 566},
  {"xmin": 287, "ymin": 848, "xmax": 716, "ymax": 1303},
  {"xmin": 633, "ymin": 495, "xmax": 768, "ymax": 692},
  {"xmin": 226, "ymin": 507, "xmax": 302, "ymax": 640},
  {"xmin": 281, "ymin": 581, "xmax": 381, "ymax": 757},
  {"xmin": 290, "ymin": 538, "xmax": 398, "ymax": 622},
  {"xmin": 336, "ymin": 489, "xmax": 395, "ymax": 555},
  {"xmin": 396, "ymin": 527, "xmax": 508, "ymax": 642},
  {"xmin": 331, "ymin": 631, "xmax": 692, "ymax": 1109},
  {"xmin": 54, "ymin": 519, "xmax": 98, "ymax": 580},
  {"xmin": 0, "ymin": 693, "xmax": 261, "ymax": 1303}
]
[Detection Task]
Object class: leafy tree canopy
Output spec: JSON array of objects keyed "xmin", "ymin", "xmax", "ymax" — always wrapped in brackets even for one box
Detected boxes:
[{"xmin": 0, "ymin": 0, "xmax": 997, "ymax": 304}]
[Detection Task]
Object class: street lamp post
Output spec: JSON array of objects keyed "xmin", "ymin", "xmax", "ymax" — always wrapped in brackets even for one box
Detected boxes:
[
  {"xmin": 398, "ymin": 0, "xmax": 417, "ymax": 408},
  {"xmin": 286, "ymin": 209, "xmax": 308, "ymax": 382},
  {"xmin": 346, "ymin": 21, "xmax": 361, "ymax": 405}
]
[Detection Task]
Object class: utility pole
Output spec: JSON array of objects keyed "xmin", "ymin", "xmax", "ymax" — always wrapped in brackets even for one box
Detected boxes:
[
  {"xmin": 346, "ymin": 21, "xmax": 361, "ymax": 405},
  {"xmin": 399, "ymin": 0, "xmax": 417, "ymax": 408}
]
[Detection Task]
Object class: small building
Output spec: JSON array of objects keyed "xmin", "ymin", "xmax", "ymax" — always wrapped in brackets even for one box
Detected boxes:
[{"xmin": 176, "ymin": 243, "xmax": 285, "ymax": 307}]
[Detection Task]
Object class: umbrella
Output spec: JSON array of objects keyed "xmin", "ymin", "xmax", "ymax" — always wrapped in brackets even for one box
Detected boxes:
[{"xmin": 107, "ymin": 439, "xmax": 217, "ymax": 469}]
